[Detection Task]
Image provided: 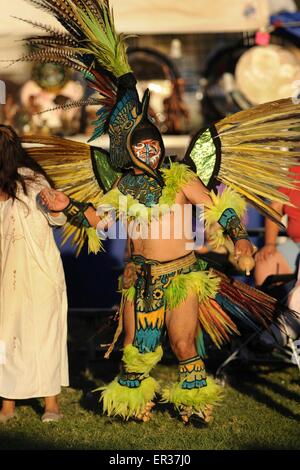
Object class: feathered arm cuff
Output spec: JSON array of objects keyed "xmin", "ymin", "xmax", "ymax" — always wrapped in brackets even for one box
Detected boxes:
[
  {"xmin": 63, "ymin": 198, "xmax": 102, "ymax": 255},
  {"xmin": 63, "ymin": 198, "xmax": 93, "ymax": 228},
  {"xmin": 205, "ymin": 187, "xmax": 249, "ymax": 249}
]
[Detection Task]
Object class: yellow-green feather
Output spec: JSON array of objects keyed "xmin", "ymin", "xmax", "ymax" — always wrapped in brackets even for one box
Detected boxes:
[
  {"xmin": 99, "ymin": 376, "xmax": 159, "ymax": 419},
  {"xmin": 165, "ymin": 271, "xmax": 220, "ymax": 310},
  {"xmin": 69, "ymin": 1, "xmax": 131, "ymax": 77},
  {"xmin": 161, "ymin": 376, "xmax": 223, "ymax": 410},
  {"xmin": 205, "ymin": 187, "xmax": 247, "ymax": 249},
  {"xmin": 123, "ymin": 344, "xmax": 163, "ymax": 374},
  {"xmin": 97, "ymin": 344, "xmax": 163, "ymax": 419},
  {"xmin": 160, "ymin": 162, "xmax": 198, "ymax": 207},
  {"xmin": 86, "ymin": 227, "xmax": 103, "ymax": 254}
]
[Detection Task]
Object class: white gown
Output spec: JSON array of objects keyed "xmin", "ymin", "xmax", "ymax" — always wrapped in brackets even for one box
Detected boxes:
[{"xmin": 0, "ymin": 168, "xmax": 69, "ymax": 399}]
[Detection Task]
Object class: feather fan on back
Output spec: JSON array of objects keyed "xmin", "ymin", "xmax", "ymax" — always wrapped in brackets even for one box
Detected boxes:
[
  {"xmin": 23, "ymin": 134, "xmax": 120, "ymax": 255},
  {"xmin": 184, "ymin": 98, "xmax": 300, "ymax": 227}
]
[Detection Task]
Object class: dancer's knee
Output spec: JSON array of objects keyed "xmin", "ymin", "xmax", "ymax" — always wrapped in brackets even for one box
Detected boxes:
[{"xmin": 171, "ymin": 338, "xmax": 196, "ymax": 361}]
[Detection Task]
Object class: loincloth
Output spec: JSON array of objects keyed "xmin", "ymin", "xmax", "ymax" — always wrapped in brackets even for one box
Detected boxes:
[
  {"xmin": 124, "ymin": 251, "xmax": 219, "ymax": 354},
  {"xmin": 105, "ymin": 252, "xmax": 283, "ymax": 358}
]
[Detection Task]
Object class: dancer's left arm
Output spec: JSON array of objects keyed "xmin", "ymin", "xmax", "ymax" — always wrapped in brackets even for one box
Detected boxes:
[{"xmin": 182, "ymin": 177, "xmax": 253, "ymax": 258}]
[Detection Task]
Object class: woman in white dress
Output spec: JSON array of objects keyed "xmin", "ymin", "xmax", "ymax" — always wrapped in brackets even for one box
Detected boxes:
[{"xmin": 0, "ymin": 125, "xmax": 69, "ymax": 423}]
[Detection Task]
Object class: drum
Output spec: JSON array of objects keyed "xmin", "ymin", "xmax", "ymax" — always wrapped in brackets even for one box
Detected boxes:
[
  {"xmin": 235, "ymin": 44, "xmax": 300, "ymax": 105},
  {"xmin": 201, "ymin": 32, "xmax": 300, "ymax": 123}
]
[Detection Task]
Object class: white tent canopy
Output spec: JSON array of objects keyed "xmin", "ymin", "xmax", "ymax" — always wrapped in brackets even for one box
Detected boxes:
[
  {"xmin": 112, "ymin": 0, "xmax": 269, "ymax": 34},
  {"xmin": 0, "ymin": 0, "xmax": 269, "ymax": 82},
  {"xmin": 1, "ymin": 0, "xmax": 269, "ymax": 35}
]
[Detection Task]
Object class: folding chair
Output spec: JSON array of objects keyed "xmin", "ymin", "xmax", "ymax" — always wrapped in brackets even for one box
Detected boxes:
[{"xmin": 215, "ymin": 271, "xmax": 300, "ymax": 382}]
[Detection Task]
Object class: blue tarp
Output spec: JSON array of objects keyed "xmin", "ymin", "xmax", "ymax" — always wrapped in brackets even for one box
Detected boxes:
[{"xmin": 271, "ymin": 12, "xmax": 300, "ymax": 39}]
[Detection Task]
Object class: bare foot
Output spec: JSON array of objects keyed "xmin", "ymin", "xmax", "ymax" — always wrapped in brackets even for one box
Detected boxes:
[
  {"xmin": 179, "ymin": 404, "xmax": 214, "ymax": 424},
  {"xmin": 136, "ymin": 401, "xmax": 155, "ymax": 422},
  {"xmin": 0, "ymin": 399, "xmax": 15, "ymax": 424}
]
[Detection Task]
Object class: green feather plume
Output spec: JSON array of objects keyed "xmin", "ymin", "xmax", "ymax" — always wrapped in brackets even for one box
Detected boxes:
[
  {"xmin": 161, "ymin": 376, "xmax": 223, "ymax": 410},
  {"xmin": 122, "ymin": 344, "xmax": 163, "ymax": 375},
  {"xmin": 165, "ymin": 271, "xmax": 220, "ymax": 310},
  {"xmin": 97, "ymin": 344, "xmax": 163, "ymax": 419},
  {"xmin": 99, "ymin": 376, "xmax": 159, "ymax": 419}
]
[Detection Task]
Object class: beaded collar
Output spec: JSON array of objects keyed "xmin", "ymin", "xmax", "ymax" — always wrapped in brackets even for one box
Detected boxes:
[{"xmin": 117, "ymin": 172, "xmax": 163, "ymax": 207}]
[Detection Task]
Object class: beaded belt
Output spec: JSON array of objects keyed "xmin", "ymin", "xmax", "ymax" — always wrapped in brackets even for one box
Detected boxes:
[{"xmin": 133, "ymin": 251, "xmax": 197, "ymax": 277}]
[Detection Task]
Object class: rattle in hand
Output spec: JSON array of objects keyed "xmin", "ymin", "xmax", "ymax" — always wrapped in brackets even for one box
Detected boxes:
[{"xmin": 237, "ymin": 255, "xmax": 255, "ymax": 276}]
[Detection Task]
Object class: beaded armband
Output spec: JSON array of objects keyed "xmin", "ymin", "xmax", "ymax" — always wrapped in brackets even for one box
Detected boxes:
[
  {"xmin": 63, "ymin": 198, "xmax": 92, "ymax": 228},
  {"xmin": 179, "ymin": 356, "xmax": 207, "ymax": 389},
  {"xmin": 118, "ymin": 369, "xmax": 144, "ymax": 388},
  {"xmin": 218, "ymin": 208, "xmax": 249, "ymax": 244}
]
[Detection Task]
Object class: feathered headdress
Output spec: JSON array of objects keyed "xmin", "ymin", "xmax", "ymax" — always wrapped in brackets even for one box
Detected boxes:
[{"xmin": 14, "ymin": 0, "xmax": 165, "ymax": 182}]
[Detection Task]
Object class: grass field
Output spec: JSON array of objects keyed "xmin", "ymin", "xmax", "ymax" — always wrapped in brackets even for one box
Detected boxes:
[{"xmin": 1, "ymin": 349, "xmax": 300, "ymax": 451}]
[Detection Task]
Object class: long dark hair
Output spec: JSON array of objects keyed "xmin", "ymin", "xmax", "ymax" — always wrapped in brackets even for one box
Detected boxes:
[{"xmin": 0, "ymin": 125, "xmax": 53, "ymax": 200}]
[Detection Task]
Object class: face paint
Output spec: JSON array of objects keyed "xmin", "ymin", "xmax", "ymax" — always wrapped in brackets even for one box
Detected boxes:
[{"xmin": 132, "ymin": 139, "xmax": 161, "ymax": 169}]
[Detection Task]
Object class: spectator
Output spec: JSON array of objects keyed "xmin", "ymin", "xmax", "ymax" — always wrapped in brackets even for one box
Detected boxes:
[
  {"xmin": 254, "ymin": 165, "xmax": 300, "ymax": 286},
  {"xmin": 0, "ymin": 125, "xmax": 69, "ymax": 423}
]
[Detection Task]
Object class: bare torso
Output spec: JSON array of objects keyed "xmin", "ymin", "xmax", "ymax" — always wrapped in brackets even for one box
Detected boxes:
[
  {"xmin": 130, "ymin": 189, "xmax": 195, "ymax": 261},
  {"xmin": 83, "ymin": 175, "xmax": 212, "ymax": 261}
]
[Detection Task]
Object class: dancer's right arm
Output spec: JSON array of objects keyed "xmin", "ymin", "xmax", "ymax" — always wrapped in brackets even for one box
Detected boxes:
[{"xmin": 38, "ymin": 188, "xmax": 104, "ymax": 229}]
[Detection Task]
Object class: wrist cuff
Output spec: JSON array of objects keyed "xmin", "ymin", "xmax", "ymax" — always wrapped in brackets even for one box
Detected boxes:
[
  {"xmin": 63, "ymin": 198, "xmax": 93, "ymax": 228},
  {"xmin": 218, "ymin": 208, "xmax": 250, "ymax": 244}
]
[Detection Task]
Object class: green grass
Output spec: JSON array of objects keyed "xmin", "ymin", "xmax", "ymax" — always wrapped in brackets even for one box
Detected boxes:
[{"xmin": 1, "ymin": 356, "xmax": 300, "ymax": 450}]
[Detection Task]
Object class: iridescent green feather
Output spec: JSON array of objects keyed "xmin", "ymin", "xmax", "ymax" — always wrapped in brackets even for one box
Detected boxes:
[{"xmin": 184, "ymin": 98, "xmax": 300, "ymax": 225}]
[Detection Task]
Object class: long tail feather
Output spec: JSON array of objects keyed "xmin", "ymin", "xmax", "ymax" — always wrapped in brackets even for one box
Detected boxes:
[
  {"xmin": 15, "ymin": 0, "xmax": 124, "ymax": 138},
  {"xmin": 13, "ymin": 16, "xmax": 78, "ymax": 45},
  {"xmin": 33, "ymin": 98, "xmax": 102, "ymax": 114}
]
